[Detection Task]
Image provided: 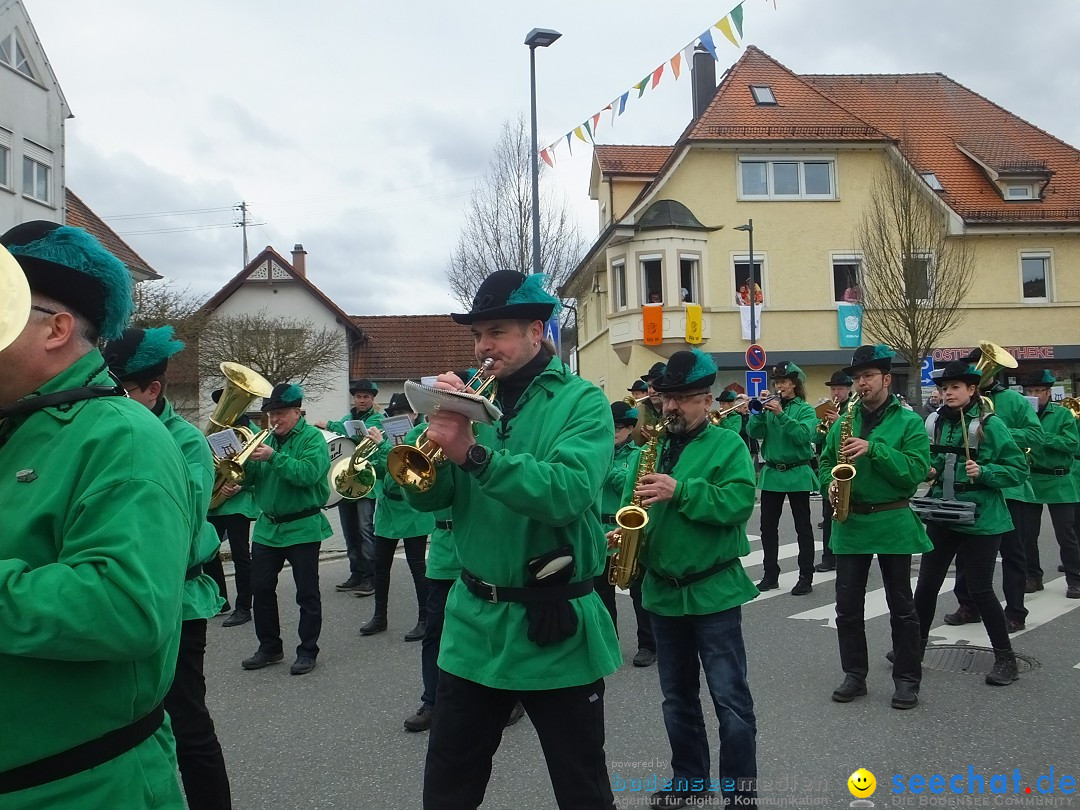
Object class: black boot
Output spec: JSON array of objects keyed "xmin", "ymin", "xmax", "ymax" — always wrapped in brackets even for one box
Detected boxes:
[
  {"xmin": 831, "ymin": 675, "xmax": 867, "ymax": 703},
  {"xmin": 886, "ymin": 637, "xmax": 927, "ymax": 664},
  {"xmin": 359, "ymin": 615, "xmax": 388, "ymax": 636},
  {"xmin": 985, "ymin": 649, "xmax": 1019, "ymax": 686}
]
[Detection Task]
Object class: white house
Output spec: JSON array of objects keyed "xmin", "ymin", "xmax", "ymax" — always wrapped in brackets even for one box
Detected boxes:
[{"xmin": 0, "ymin": 0, "xmax": 69, "ymax": 227}]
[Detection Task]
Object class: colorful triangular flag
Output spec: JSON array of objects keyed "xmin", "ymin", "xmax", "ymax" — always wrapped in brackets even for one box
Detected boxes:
[
  {"xmin": 574, "ymin": 126, "xmax": 588, "ymax": 143},
  {"xmin": 618, "ymin": 91, "xmax": 630, "ymax": 114},
  {"xmin": 670, "ymin": 52, "xmax": 682, "ymax": 80},
  {"xmin": 634, "ymin": 76, "xmax": 649, "ymax": 98},
  {"xmin": 716, "ymin": 16, "xmax": 739, "ymax": 48},
  {"xmin": 698, "ymin": 29, "xmax": 718, "ymax": 60},
  {"xmin": 731, "ymin": 2, "xmax": 745, "ymax": 37},
  {"xmin": 650, "ymin": 64, "xmax": 664, "ymax": 89},
  {"xmin": 540, "ymin": 149, "xmax": 554, "ymax": 168}
]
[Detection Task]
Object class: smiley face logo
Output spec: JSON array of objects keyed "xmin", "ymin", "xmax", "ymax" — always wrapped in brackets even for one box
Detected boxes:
[{"xmin": 848, "ymin": 768, "xmax": 876, "ymax": 798}]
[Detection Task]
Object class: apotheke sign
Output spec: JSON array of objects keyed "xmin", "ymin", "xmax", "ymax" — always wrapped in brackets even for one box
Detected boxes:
[{"xmin": 932, "ymin": 345, "xmax": 1054, "ymax": 363}]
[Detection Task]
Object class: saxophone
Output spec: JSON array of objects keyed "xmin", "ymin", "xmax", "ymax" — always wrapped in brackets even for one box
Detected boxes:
[
  {"xmin": 608, "ymin": 415, "xmax": 673, "ymax": 589},
  {"xmin": 829, "ymin": 395, "xmax": 860, "ymax": 523}
]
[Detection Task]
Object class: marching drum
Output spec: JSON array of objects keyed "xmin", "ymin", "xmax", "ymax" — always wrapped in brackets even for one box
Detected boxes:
[{"xmin": 320, "ymin": 429, "xmax": 357, "ymax": 508}]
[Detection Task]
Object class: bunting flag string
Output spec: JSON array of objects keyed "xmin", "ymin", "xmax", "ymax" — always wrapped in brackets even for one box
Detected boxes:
[{"xmin": 540, "ymin": 2, "xmax": 758, "ymax": 164}]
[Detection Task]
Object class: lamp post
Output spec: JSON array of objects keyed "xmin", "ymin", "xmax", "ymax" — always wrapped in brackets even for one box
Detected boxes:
[
  {"xmin": 734, "ymin": 219, "xmax": 755, "ymax": 344},
  {"xmin": 525, "ymin": 27, "xmax": 561, "ymax": 276}
]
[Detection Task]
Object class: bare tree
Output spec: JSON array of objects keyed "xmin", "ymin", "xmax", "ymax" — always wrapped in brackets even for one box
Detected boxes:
[
  {"xmin": 198, "ymin": 310, "xmax": 346, "ymax": 398},
  {"xmin": 447, "ymin": 114, "xmax": 585, "ymax": 324},
  {"xmin": 856, "ymin": 150, "xmax": 975, "ymax": 404}
]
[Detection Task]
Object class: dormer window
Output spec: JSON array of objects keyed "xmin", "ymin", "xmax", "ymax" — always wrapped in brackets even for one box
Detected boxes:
[
  {"xmin": 750, "ymin": 85, "xmax": 777, "ymax": 106},
  {"xmin": 1006, "ymin": 184, "xmax": 1033, "ymax": 199},
  {"xmin": 920, "ymin": 172, "xmax": 944, "ymax": 192}
]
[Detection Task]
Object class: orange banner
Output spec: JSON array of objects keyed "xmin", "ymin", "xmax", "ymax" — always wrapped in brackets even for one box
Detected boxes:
[{"xmin": 643, "ymin": 303, "xmax": 664, "ymax": 346}]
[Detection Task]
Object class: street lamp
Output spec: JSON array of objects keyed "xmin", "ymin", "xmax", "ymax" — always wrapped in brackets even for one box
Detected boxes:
[
  {"xmin": 734, "ymin": 219, "xmax": 756, "ymax": 344},
  {"xmin": 525, "ymin": 27, "xmax": 561, "ymax": 276}
]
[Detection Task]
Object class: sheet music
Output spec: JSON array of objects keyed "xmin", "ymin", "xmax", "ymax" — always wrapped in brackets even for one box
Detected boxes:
[
  {"xmin": 381, "ymin": 415, "xmax": 415, "ymax": 447},
  {"xmin": 343, "ymin": 419, "xmax": 366, "ymax": 438},
  {"xmin": 207, "ymin": 429, "xmax": 243, "ymax": 459},
  {"xmin": 403, "ymin": 381, "xmax": 502, "ymax": 425}
]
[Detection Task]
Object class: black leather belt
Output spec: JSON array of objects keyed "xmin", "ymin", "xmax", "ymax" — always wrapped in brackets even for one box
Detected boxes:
[
  {"xmin": 953, "ymin": 483, "xmax": 989, "ymax": 493},
  {"xmin": 0, "ymin": 703, "xmax": 164, "ymax": 794},
  {"xmin": 931, "ymin": 445, "xmax": 980, "ymax": 459},
  {"xmin": 765, "ymin": 459, "xmax": 812, "ymax": 472},
  {"xmin": 653, "ymin": 558, "xmax": 738, "ymax": 589},
  {"xmin": 849, "ymin": 499, "xmax": 910, "ymax": 515},
  {"xmin": 1030, "ymin": 467, "xmax": 1070, "ymax": 476},
  {"xmin": 436, "ymin": 520, "xmax": 453, "ymax": 531},
  {"xmin": 460, "ymin": 568, "xmax": 593, "ymax": 604},
  {"xmin": 383, "ymin": 491, "xmax": 404, "ymax": 501},
  {"xmin": 601, "ymin": 513, "xmax": 618, "ymax": 524},
  {"xmin": 265, "ymin": 506, "xmax": 322, "ymax": 525}
]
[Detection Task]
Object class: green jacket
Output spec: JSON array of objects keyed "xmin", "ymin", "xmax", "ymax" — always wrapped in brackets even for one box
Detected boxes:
[
  {"xmin": 1023, "ymin": 403, "xmax": 1080, "ymax": 504},
  {"xmin": 404, "ymin": 356, "xmax": 621, "ymax": 690},
  {"xmin": 373, "ymin": 422, "xmax": 435, "ymax": 538},
  {"xmin": 628, "ymin": 425, "xmax": 760, "ymax": 617},
  {"xmin": 818, "ymin": 396, "xmax": 932, "ymax": 555},
  {"xmin": 159, "ymin": 399, "xmax": 226, "ymax": 622},
  {"xmin": 927, "ymin": 404, "xmax": 1028, "ymax": 536},
  {"xmin": 0, "ymin": 350, "xmax": 189, "ymax": 808},
  {"xmin": 426, "ymin": 506, "xmax": 460, "ymax": 580},
  {"xmin": 208, "ymin": 486, "xmax": 259, "ymax": 520},
  {"xmin": 747, "ymin": 396, "xmax": 819, "ymax": 492},
  {"xmin": 327, "ymin": 407, "xmax": 384, "ymax": 500},
  {"xmin": 246, "ymin": 417, "xmax": 332, "ymax": 547},
  {"xmin": 984, "ymin": 387, "xmax": 1040, "ymax": 502},
  {"xmin": 601, "ymin": 439, "xmax": 640, "ymax": 529},
  {"xmin": 715, "ymin": 410, "xmax": 742, "ymax": 434}
]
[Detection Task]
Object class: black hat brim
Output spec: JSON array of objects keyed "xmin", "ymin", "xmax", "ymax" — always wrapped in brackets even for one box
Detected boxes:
[
  {"xmin": 653, "ymin": 372, "xmax": 716, "ymax": 394},
  {"xmin": 841, "ymin": 358, "xmax": 891, "ymax": 377},
  {"xmin": 450, "ymin": 302, "xmax": 554, "ymax": 325},
  {"xmin": 935, "ymin": 373, "xmax": 981, "ymax": 386}
]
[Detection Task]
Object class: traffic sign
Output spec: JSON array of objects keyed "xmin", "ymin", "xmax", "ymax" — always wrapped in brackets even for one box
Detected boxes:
[
  {"xmin": 919, "ymin": 356, "xmax": 934, "ymax": 386},
  {"xmin": 746, "ymin": 344, "xmax": 767, "ymax": 371},
  {"xmin": 745, "ymin": 371, "xmax": 769, "ymax": 399}
]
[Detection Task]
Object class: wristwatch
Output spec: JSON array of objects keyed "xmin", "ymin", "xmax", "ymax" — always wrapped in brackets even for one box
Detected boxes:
[{"xmin": 460, "ymin": 443, "xmax": 491, "ymax": 475}]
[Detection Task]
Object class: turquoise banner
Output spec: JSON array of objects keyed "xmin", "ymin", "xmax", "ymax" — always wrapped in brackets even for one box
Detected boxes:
[{"xmin": 837, "ymin": 304, "xmax": 863, "ymax": 348}]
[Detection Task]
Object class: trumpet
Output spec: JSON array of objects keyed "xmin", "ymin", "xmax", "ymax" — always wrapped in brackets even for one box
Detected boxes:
[
  {"xmin": 707, "ymin": 398, "xmax": 747, "ymax": 425},
  {"xmin": 386, "ymin": 360, "xmax": 496, "ymax": 492},
  {"xmin": 623, "ymin": 394, "xmax": 650, "ymax": 408},
  {"xmin": 748, "ymin": 392, "xmax": 781, "ymax": 414}
]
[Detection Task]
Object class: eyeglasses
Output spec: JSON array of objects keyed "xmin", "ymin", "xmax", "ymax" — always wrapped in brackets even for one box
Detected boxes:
[
  {"xmin": 658, "ymin": 391, "xmax": 708, "ymax": 404},
  {"xmin": 851, "ymin": 371, "xmax": 883, "ymax": 383},
  {"xmin": 31, "ymin": 305, "xmax": 59, "ymax": 316}
]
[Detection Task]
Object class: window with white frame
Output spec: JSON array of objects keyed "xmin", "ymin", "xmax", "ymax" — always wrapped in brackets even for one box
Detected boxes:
[
  {"xmin": 22, "ymin": 140, "xmax": 51, "ymax": 204},
  {"xmin": 0, "ymin": 31, "xmax": 35, "ymax": 79},
  {"xmin": 611, "ymin": 260, "xmax": 628, "ymax": 311},
  {"xmin": 739, "ymin": 157, "xmax": 835, "ymax": 200},
  {"xmin": 1006, "ymin": 184, "xmax": 1034, "ymax": 200},
  {"xmin": 1020, "ymin": 252, "xmax": 1050, "ymax": 302},
  {"xmin": 903, "ymin": 254, "xmax": 932, "ymax": 303},
  {"xmin": 679, "ymin": 255, "xmax": 700, "ymax": 303},
  {"xmin": 733, "ymin": 255, "xmax": 764, "ymax": 306},
  {"xmin": 0, "ymin": 128, "xmax": 11, "ymax": 189},
  {"xmin": 640, "ymin": 255, "xmax": 663, "ymax": 304},
  {"xmin": 832, "ymin": 255, "xmax": 862, "ymax": 303}
]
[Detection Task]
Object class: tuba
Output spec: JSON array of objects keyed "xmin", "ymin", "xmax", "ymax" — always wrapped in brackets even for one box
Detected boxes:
[
  {"xmin": 1060, "ymin": 397, "xmax": 1080, "ymax": 419},
  {"xmin": 330, "ymin": 433, "xmax": 380, "ymax": 500},
  {"xmin": 0, "ymin": 243, "xmax": 31, "ymax": 354},
  {"xmin": 972, "ymin": 340, "xmax": 1018, "ymax": 390},
  {"xmin": 609, "ymin": 415, "xmax": 673, "ymax": 589},
  {"xmin": 386, "ymin": 360, "xmax": 497, "ymax": 493},
  {"xmin": 206, "ymin": 362, "xmax": 274, "ymax": 508},
  {"xmin": 829, "ymin": 394, "xmax": 860, "ymax": 523}
]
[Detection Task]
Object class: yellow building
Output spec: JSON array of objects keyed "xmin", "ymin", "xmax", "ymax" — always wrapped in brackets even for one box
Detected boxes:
[{"xmin": 564, "ymin": 47, "xmax": 1080, "ymax": 403}]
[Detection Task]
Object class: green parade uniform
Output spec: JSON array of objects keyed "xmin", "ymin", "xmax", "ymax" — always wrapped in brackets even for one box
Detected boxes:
[
  {"xmin": 0, "ymin": 219, "xmax": 195, "ymax": 808},
  {"xmin": 983, "ymin": 385, "xmax": 1041, "ymax": 502},
  {"xmin": 715, "ymin": 409, "xmax": 742, "ymax": 434},
  {"xmin": 914, "ymin": 361, "xmax": 1028, "ymax": 687},
  {"xmin": 406, "ymin": 355, "xmax": 620, "ymax": 689},
  {"xmin": 746, "ymin": 360, "xmax": 819, "ymax": 592},
  {"xmin": 628, "ymin": 349, "xmax": 758, "ymax": 806},
  {"xmin": 713, "ymin": 389, "xmax": 743, "ymax": 435},
  {"xmin": 242, "ymin": 384, "xmax": 331, "ymax": 670},
  {"xmin": 1016, "ymin": 370, "xmax": 1080, "ymax": 594},
  {"xmin": 602, "ymin": 439, "xmax": 641, "ymax": 533},
  {"xmin": 819, "ymin": 344, "xmax": 930, "ymax": 707},
  {"xmin": 209, "ymin": 486, "xmax": 260, "ymax": 520}
]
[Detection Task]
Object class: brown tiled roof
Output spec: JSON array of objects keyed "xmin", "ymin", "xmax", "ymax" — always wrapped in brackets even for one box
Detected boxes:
[
  {"xmin": 685, "ymin": 47, "xmax": 889, "ymax": 143},
  {"xmin": 803, "ymin": 72, "xmax": 1080, "ymax": 222},
  {"xmin": 203, "ymin": 246, "xmax": 363, "ymax": 336},
  {"xmin": 350, "ymin": 315, "xmax": 476, "ymax": 381},
  {"xmin": 594, "ymin": 145, "xmax": 674, "ymax": 176},
  {"xmin": 65, "ymin": 189, "xmax": 161, "ymax": 279}
]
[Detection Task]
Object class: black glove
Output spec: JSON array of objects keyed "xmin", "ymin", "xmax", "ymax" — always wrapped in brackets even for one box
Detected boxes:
[{"xmin": 523, "ymin": 545, "xmax": 579, "ymax": 647}]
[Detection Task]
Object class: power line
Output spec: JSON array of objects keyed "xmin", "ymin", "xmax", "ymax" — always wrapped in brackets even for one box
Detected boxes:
[
  {"xmin": 115, "ymin": 221, "xmax": 239, "ymax": 236},
  {"xmin": 103, "ymin": 205, "xmax": 237, "ymax": 221}
]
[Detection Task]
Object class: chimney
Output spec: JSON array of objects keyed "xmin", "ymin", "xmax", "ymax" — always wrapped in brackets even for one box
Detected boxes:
[
  {"xmin": 291, "ymin": 243, "xmax": 307, "ymax": 277},
  {"xmin": 691, "ymin": 45, "xmax": 717, "ymax": 120}
]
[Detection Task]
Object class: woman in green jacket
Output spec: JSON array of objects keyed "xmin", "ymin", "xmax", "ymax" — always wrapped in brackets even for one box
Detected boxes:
[
  {"xmin": 746, "ymin": 361, "xmax": 819, "ymax": 595},
  {"xmin": 913, "ymin": 361, "xmax": 1029, "ymax": 687}
]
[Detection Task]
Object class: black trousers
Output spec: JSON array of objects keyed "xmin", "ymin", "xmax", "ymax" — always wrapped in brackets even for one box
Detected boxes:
[
  {"xmin": 594, "ymin": 559, "xmax": 656, "ymax": 652},
  {"xmin": 759, "ymin": 490, "xmax": 816, "ymax": 581},
  {"xmin": 164, "ymin": 619, "xmax": 232, "ymax": 809},
  {"xmin": 424, "ymin": 671, "xmax": 615, "ymax": 810},
  {"xmin": 251, "ymin": 541, "xmax": 322, "ymax": 657},
  {"xmin": 915, "ymin": 526, "xmax": 1011, "ymax": 651},
  {"xmin": 953, "ymin": 499, "xmax": 1028, "ymax": 621},
  {"xmin": 820, "ymin": 498, "xmax": 835, "ymax": 565},
  {"xmin": 835, "ymin": 554, "xmax": 921, "ymax": 689},
  {"xmin": 372, "ymin": 535, "xmax": 429, "ymax": 622},
  {"xmin": 1021, "ymin": 501, "xmax": 1080, "ymax": 585},
  {"xmin": 208, "ymin": 513, "xmax": 253, "ymax": 610},
  {"xmin": 420, "ymin": 577, "xmax": 453, "ymax": 708}
]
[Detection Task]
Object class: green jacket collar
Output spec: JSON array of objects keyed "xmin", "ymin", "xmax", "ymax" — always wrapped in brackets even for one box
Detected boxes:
[
  {"xmin": 22, "ymin": 349, "xmax": 118, "ymax": 424},
  {"xmin": 271, "ymin": 416, "xmax": 308, "ymax": 446}
]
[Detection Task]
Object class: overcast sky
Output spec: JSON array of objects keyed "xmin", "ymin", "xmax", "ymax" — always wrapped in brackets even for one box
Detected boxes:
[{"xmin": 26, "ymin": 0, "xmax": 1080, "ymax": 316}]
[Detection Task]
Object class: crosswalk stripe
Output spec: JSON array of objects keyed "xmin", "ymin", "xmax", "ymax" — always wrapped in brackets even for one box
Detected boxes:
[
  {"xmin": 926, "ymin": 577, "xmax": 1080, "ymax": 647},
  {"xmin": 787, "ymin": 577, "xmax": 935, "ymax": 628}
]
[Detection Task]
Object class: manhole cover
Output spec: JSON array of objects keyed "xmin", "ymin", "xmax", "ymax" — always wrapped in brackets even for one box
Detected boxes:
[{"xmin": 923, "ymin": 644, "xmax": 1039, "ymax": 675}]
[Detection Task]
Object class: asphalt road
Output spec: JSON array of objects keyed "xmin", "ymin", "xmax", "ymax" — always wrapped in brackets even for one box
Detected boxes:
[{"xmin": 204, "ymin": 503, "xmax": 1080, "ymax": 809}]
